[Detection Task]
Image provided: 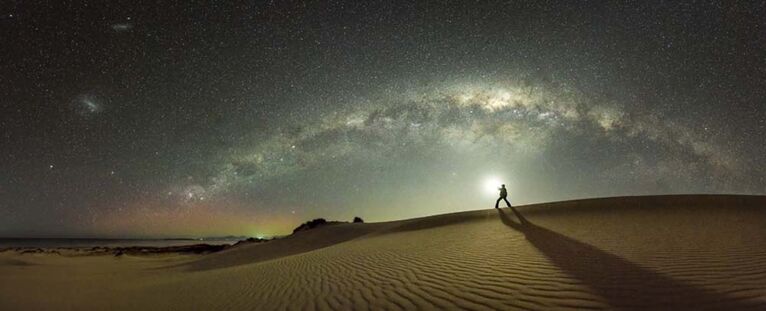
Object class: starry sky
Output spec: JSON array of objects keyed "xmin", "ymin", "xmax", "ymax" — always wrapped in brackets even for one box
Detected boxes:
[{"xmin": 1, "ymin": 1, "xmax": 765, "ymax": 238}]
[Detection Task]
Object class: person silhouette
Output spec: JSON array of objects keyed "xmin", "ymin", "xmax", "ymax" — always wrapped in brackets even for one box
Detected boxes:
[{"xmin": 495, "ymin": 184, "xmax": 512, "ymax": 209}]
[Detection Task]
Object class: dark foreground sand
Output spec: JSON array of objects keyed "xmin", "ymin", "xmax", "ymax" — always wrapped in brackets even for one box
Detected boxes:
[{"xmin": 2, "ymin": 195, "xmax": 766, "ymax": 310}]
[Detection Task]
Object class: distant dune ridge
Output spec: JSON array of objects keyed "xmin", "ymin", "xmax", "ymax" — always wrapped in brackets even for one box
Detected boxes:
[{"xmin": 2, "ymin": 195, "xmax": 766, "ymax": 310}]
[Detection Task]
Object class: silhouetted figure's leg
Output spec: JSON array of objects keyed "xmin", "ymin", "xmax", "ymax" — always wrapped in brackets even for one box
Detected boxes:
[
  {"xmin": 495, "ymin": 197, "xmax": 502, "ymax": 209},
  {"xmin": 503, "ymin": 197, "xmax": 512, "ymax": 207}
]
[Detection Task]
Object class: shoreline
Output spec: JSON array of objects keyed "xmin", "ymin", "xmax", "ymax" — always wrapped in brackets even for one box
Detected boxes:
[{"xmin": 0, "ymin": 237, "xmax": 271, "ymax": 257}]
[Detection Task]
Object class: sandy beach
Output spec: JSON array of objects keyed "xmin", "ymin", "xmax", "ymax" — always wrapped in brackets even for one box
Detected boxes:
[{"xmin": 2, "ymin": 195, "xmax": 766, "ymax": 310}]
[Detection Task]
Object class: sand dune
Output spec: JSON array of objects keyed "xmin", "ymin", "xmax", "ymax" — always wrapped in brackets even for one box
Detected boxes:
[{"xmin": 2, "ymin": 195, "xmax": 766, "ymax": 310}]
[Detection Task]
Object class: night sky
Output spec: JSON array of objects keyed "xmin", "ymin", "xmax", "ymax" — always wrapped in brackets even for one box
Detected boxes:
[{"xmin": 2, "ymin": 1, "xmax": 765, "ymax": 238}]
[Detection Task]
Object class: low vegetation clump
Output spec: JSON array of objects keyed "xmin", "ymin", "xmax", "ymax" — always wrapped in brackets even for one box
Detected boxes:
[
  {"xmin": 292, "ymin": 216, "xmax": 366, "ymax": 233},
  {"xmin": 232, "ymin": 237, "xmax": 270, "ymax": 247},
  {"xmin": 292, "ymin": 218, "xmax": 330, "ymax": 233}
]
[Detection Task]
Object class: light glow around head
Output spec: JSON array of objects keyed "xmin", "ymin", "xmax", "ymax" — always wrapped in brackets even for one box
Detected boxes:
[{"xmin": 482, "ymin": 176, "xmax": 504, "ymax": 196}]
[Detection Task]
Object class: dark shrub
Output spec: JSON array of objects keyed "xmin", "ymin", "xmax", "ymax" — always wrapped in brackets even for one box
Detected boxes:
[
  {"xmin": 353, "ymin": 217, "xmax": 364, "ymax": 223},
  {"xmin": 232, "ymin": 237, "xmax": 269, "ymax": 247},
  {"xmin": 292, "ymin": 218, "xmax": 328, "ymax": 233}
]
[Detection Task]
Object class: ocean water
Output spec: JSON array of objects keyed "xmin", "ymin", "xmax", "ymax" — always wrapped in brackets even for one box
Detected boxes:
[{"xmin": 0, "ymin": 238, "xmax": 239, "ymax": 248}]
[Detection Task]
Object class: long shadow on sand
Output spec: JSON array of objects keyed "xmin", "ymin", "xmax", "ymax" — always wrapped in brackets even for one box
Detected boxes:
[{"xmin": 497, "ymin": 207, "xmax": 760, "ymax": 310}]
